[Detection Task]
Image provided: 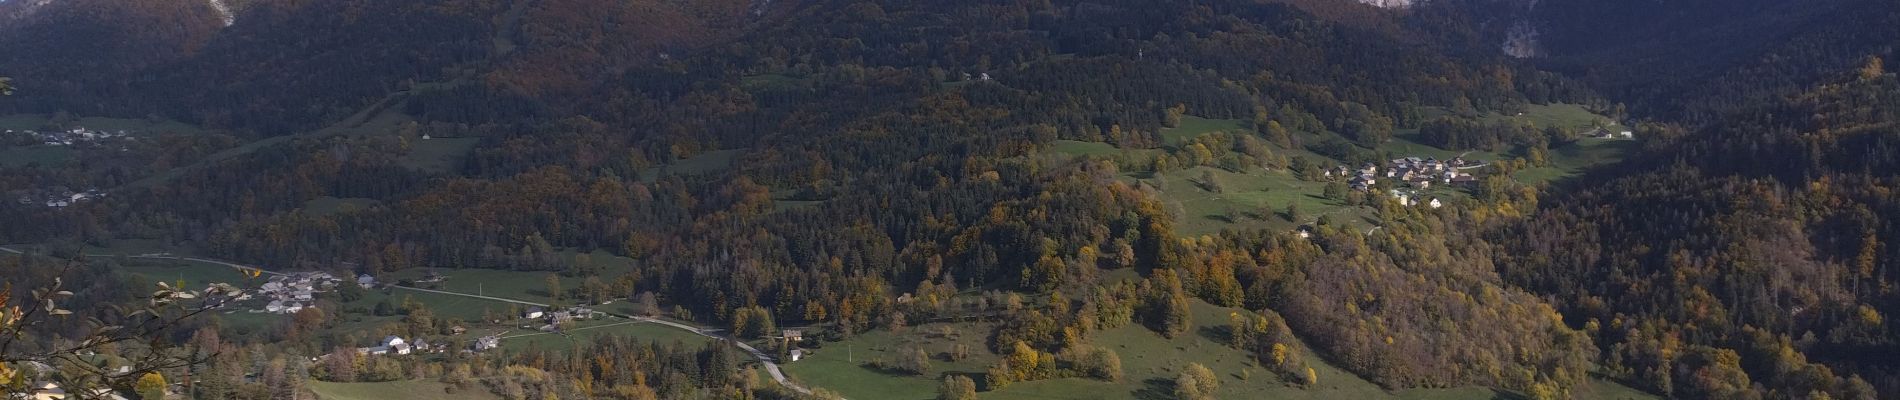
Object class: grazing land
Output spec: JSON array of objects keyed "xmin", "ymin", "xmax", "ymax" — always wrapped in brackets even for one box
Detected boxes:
[
  {"xmin": 782, "ymin": 299, "xmax": 1651, "ymax": 400},
  {"xmin": 1044, "ymin": 104, "xmax": 1629, "ymax": 236},
  {"xmin": 639, "ymin": 148, "xmax": 746, "ymax": 182},
  {"xmin": 402, "ymin": 137, "xmax": 481, "ymax": 174},
  {"xmin": 0, "ymin": 113, "xmax": 204, "ymax": 134},
  {"xmin": 497, "ymin": 320, "xmax": 716, "ymax": 352},
  {"xmin": 302, "ymin": 196, "xmax": 383, "ymax": 216},
  {"xmin": 0, "ymin": 146, "xmax": 74, "ymax": 167},
  {"xmin": 1512, "ymin": 139, "xmax": 1638, "ymax": 185},
  {"xmin": 1160, "ymin": 116, "xmax": 1249, "ymax": 145}
]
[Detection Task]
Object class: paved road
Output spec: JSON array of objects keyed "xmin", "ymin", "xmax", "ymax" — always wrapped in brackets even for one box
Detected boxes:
[
  {"xmin": 0, "ymin": 246, "xmax": 821, "ymax": 396},
  {"xmin": 498, "ymin": 320, "xmax": 640, "ymax": 340}
]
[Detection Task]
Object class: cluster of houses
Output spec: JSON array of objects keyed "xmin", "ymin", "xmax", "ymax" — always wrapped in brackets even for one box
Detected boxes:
[
  {"xmin": 1389, "ymin": 188, "xmax": 1444, "ymax": 209},
  {"xmin": 6, "ymin": 127, "xmax": 133, "ymax": 146},
  {"xmin": 353, "ymin": 327, "xmax": 505, "ymax": 358},
  {"xmin": 11, "ymin": 187, "xmax": 103, "ymax": 209},
  {"xmin": 1584, "ymin": 126, "xmax": 1635, "ymax": 139},
  {"xmin": 257, "ymin": 272, "xmax": 340, "ymax": 314},
  {"xmin": 524, "ymin": 306, "xmax": 602, "ymax": 331},
  {"xmin": 1326, "ymin": 156, "xmax": 1479, "ymax": 192},
  {"xmin": 356, "ymin": 335, "xmax": 436, "ymax": 356}
]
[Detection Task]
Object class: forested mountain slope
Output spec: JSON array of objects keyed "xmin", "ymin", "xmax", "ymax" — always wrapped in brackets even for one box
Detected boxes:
[
  {"xmin": 0, "ymin": 0, "xmax": 791, "ymax": 134},
  {"xmin": 1499, "ymin": 64, "xmax": 1900, "ymax": 399},
  {"xmin": 1527, "ymin": 0, "xmax": 1900, "ymax": 122},
  {"xmin": 3, "ymin": 0, "xmax": 1899, "ymax": 399}
]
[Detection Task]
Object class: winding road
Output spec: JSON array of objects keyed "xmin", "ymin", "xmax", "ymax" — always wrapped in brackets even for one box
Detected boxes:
[{"xmin": 0, "ymin": 245, "xmax": 821, "ymax": 397}]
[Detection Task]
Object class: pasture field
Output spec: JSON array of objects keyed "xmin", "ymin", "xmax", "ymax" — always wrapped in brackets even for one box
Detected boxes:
[
  {"xmin": 1161, "ymin": 116, "xmax": 1248, "ymax": 145},
  {"xmin": 1041, "ymin": 104, "xmax": 1630, "ymax": 236},
  {"xmin": 303, "ymin": 196, "xmax": 383, "ymax": 216},
  {"xmin": 780, "ymin": 299, "xmax": 1649, "ymax": 400},
  {"xmin": 639, "ymin": 148, "xmax": 746, "ymax": 182},
  {"xmin": 0, "ymin": 113, "xmax": 203, "ymax": 134},
  {"xmin": 402, "ymin": 137, "xmax": 480, "ymax": 174},
  {"xmin": 0, "ymin": 146, "xmax": 74, "ymax": 167}
]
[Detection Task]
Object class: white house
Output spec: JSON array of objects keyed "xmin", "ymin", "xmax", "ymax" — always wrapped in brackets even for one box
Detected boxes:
[
  {"xmin": 382, "ymin": 336, "xmax": 412, "ymax": 355},
  {"xmin": 265, "ymin": 300, "xmax": 285, "ymax": 313},
  {"xmin": 31, "ymin": 382, "xmax": 65, "ymax": 400},
  {"xmin": 1429, "ymin": 198, "xmax": 1443, "ymax": 209},
  {"xmin": 524, "ymin": 307, "xmax": 544, "ymax": 320},
  {"xmin": 356, "ymin": 274, "xmax": 376, "ymax": 288},
  {"xmin": 788, "ymin": 349, "xmax": 805, "ymax": 362},
  {"xmin": 474, "ymin": 335, "xmax": 501, "ymax": 351}
]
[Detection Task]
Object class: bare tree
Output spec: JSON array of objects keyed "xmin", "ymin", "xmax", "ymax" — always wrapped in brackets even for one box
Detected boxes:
[{"xmin": 2, "ymin": 259, "xmax": 250, "ymax": 395}]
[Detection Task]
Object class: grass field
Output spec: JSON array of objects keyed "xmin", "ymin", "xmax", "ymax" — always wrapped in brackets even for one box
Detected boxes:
[
  {"xmin": 1161, "ymin": 117, "xmax": 1248, "ymax": 145},
  {"xmin": 640, "ymin": 148, "xmax": 746, "ymax": 182},
  {"xmin": 1513, "ymin": 139, "xmax": 1638, "ymax": 185},
  {"xmin": 0, "ymin": 113, "xmax": 203, "ymax": 134},
  {"xmin": 303, "ymin": 196, "xmax": 383, "ymax": 217},
  {"xmin": 1037, "ymin": 104, "xmax": 1628, "ymax": 236},
  {"xmin": 383, "ymin": 251, "xmax": 636, "ymax": 304},
  {"xmin": 403, "ymin": 137, "xmax": 480, "ymax": 174},
  {"xmin": 113, "ymin": 257, "xmax": 259, "ymax": 288},
  {"xmin": 782, "ymin": 299, "xmax": 1647, "ymax": 400},
  {"xmin": 497, "ymin": 319, "xmax": 716, "ymax": 352},
  {"xmin": 1048, "ymin": 140, "xmax": 1125, "ymax": 156},
  {"xmin": 1479, "ymin": 104, "xmax": 1621, "ymax": 132},
  {"xmin": 741, "ymin": 73, "xmax": 814, "ymax": 92},
  {"xmin": 0, "ymin": 146, "xmax": 75, "ymax": 167},
  {"xmin": 1136, "ymin": 166, "xmax": 1362, "ymax": 236},
  {"xmin": 310, "ymin": 380, "xmax": 497, "ymax": 400}
]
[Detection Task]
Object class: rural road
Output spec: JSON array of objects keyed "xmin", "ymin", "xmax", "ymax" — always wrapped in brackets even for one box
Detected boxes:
[{"xmin": 0, "ymin": 245, "xmax": 823, "ymax": 397}]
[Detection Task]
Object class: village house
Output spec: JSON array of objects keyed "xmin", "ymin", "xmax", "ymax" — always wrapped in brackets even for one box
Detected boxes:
[
  {"xmin": 781, "ymin": 329, "xmax": 804, "ymax": 343},
  {"xmin": 473, "ymin": 335, "xmax": 501, "ymax": 352},
  {"xmin": 1390, "ymin": 191, "xmax": 1415, "ymax": 207},
  {"xmin": 356, "ymin": 274, "xmax": 377, "ymax": 288},
  {"xmin": 1350, "ymin": 175, "xmax": 1376, "ymax": 191},
  {"xmin": 524, "ymin": 307, "xmax": 545, "ymax": 320},
  {"xmin": 358, "ymin": 335, "xmax": 417, "ymax": 356}
]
